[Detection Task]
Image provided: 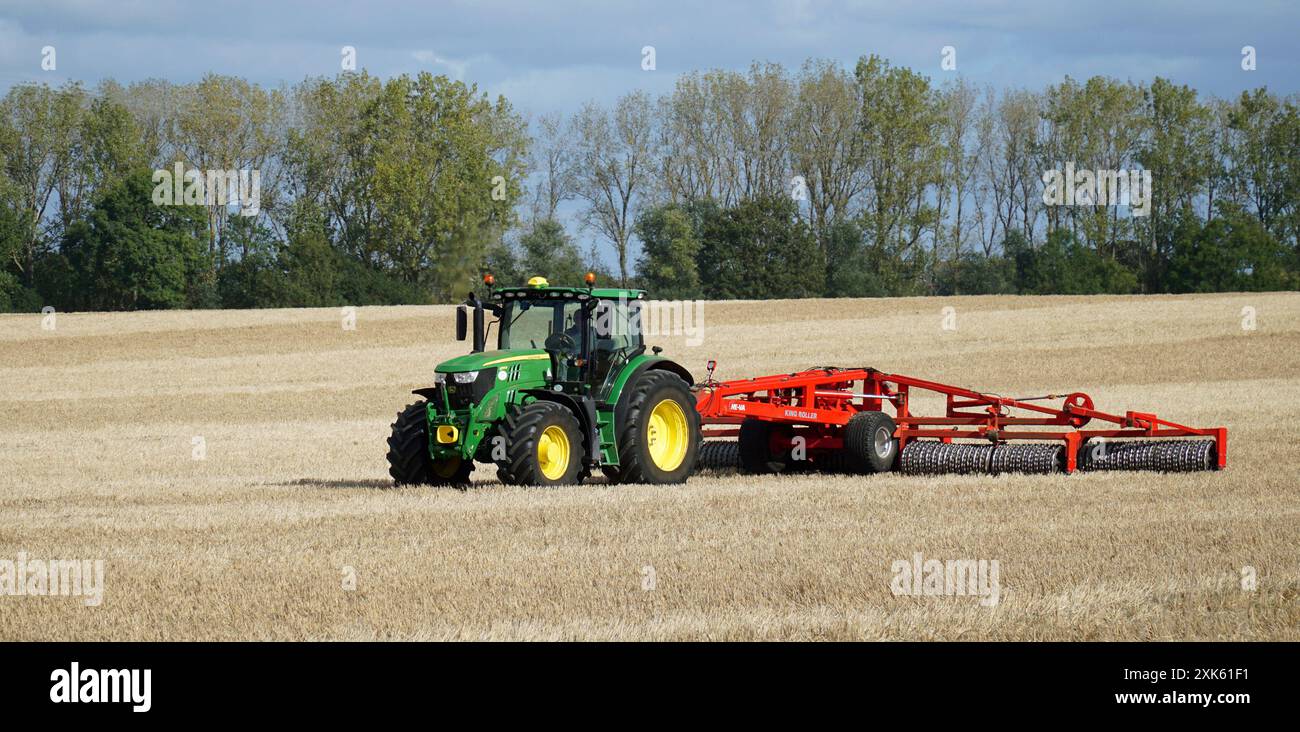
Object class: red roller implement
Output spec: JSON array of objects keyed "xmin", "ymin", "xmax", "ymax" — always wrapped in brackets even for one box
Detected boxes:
[{"xmin": 693, "ymin": 365, "xmax": 1226, "ymax": 474}]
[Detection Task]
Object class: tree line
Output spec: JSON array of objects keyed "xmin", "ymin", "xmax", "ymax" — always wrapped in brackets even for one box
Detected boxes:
[{"xmin": 2, "ymin": 57, "xmax": 1297, "ymax": 312}]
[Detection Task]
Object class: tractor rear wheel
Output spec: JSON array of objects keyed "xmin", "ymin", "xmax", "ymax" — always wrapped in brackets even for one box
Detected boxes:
[
  {"xmin": 495, "ymin": 401, "xmax": 585, "ymax": 486},
  {"xmin": 610, "ymin": 371, "xmax": 700, "ymax": 484},
  {"xmin": 844, "ymin": 411, "xmax": 898, "ymax": 473},
  {"xmin": 386, "ymin": 401, "xmax": 474, "ymax": 487}
]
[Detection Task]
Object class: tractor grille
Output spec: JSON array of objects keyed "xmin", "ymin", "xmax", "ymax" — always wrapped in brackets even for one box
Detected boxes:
[{"xmin": 442, "ymin": 369, "xmax": 498, "ymax": 411}]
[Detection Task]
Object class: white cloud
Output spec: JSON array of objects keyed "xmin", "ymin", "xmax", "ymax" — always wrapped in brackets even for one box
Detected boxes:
[
  {"xmin": 0, "ymin": 0, "xmax": 1297, "ymax": 106},
  {"xmin": 411, "ymin": 50, "xmax": 470, "ymax": 80}
]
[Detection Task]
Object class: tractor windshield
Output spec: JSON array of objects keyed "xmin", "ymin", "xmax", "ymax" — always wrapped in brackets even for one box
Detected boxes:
[{"xmin": 499, "ymin": 299, "xmax": 584, "ymax": 352}]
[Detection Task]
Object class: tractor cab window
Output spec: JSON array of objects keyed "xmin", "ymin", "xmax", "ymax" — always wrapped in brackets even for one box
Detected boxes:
[
  {"xmin": 499, "ymin": 299, "xmax": 584, "ymax": 355},
  {"xmin": 591, "ymin": 298, "xmax": 644, "ymax": 391}
]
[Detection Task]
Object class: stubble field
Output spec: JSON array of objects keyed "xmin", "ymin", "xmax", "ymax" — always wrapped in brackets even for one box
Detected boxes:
[{"xmin": 1, "ymin": 292, "xmax": 1297, "ymax": 640}]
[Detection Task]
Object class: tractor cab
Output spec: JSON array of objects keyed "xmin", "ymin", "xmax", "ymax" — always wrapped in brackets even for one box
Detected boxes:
[{"xmin": 458, "ymin": 275, "xmax": 648, "ymax": 399}]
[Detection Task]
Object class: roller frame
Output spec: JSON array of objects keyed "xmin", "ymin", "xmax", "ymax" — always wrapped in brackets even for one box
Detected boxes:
[{"xmin": 694, "ymin": 366, "xmax": 1227, "ymax": 474}]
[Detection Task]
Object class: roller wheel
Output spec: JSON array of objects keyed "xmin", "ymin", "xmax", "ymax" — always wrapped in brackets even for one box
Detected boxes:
[
  {"xmin": 697, "ymin": 440, "xmax": 740, "ymax": 471},
  {"xmin": 814, "ymin": 449, "xmax": 856, "ymax": 474},
  {"xmin": 1079, "ymin": 440, "xmax": 1216, "ymax": 472},
  {"xmin": 988, "ymin": 443, "xmax": 1063, "ymax": 474},
  {"xmin": 843, "ymin": 411, "xmax": 898, "ymax": 473},
  {"xmin": 899, "ymin": 441, "xmax": 994, "ymax": 475},
  {"xmin": 739, "ymin": 419, "xmax": 786, "ymax": 473}
]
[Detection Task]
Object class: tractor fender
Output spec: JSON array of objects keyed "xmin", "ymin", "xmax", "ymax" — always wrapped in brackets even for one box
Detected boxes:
[
  {"xmin": 646, "ymin": 358, "xmax": 695, "ymax": 387},
  {"xmin": 521, "ymin": 389, "xmax": 601, "ymax": 467},
  {"xmin": 411, "ymin": 387, "xmax": 439, "ymax": 399},
  {"xmin": 611, "ymin": 357, "xmax": 696, "ymax": 429}
]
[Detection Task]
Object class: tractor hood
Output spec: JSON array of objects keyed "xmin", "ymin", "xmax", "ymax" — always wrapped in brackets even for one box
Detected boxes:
[{"xmin": 435, "ymin": 349, "xmax": 550, "ymax": 373}]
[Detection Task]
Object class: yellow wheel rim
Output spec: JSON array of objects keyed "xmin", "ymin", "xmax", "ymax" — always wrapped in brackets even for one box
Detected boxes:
[
  {"xmin": 537, "ymin": 425, "xmax": 571, "ymax": 480},
  {"xmin": 646, "ymin": 399, "xmax": 689, "ymax": 471}
]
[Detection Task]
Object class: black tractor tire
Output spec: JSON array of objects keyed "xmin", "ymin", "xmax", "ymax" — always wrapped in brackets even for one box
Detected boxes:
[
  {"xmin": 609, "ymin": 371, "xmax": 700, "ymax": 484},
  {"xmin": 387, "ymin": 401, "xmax": 474, "ymax": 487},
  {"xmin": 844, "ymin": 411, "xmax": 899, "ymax": 473},
  {"xmin": 494, "ymin": 401, "xmax": 586, "ymax": 486}
]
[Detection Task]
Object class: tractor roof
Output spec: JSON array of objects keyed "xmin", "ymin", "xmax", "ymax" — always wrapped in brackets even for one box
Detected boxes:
[{"xmin": 494, "ymin": 285, "xmax": 646, "ymax": 301}]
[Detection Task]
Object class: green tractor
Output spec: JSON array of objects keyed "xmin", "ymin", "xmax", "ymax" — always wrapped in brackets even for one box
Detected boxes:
[{"xmin": 386, "ymin": 275, "xmax": 701, "ymax": 487}]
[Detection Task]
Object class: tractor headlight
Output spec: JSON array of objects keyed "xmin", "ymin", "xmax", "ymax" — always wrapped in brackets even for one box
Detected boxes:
[
  {"xmin": 452, "ymin": 370, "xmax": 480, "ymax": 384},
  {"xmin": 434, "ymin": 373, "xmax": 447, "ymax": 385}
]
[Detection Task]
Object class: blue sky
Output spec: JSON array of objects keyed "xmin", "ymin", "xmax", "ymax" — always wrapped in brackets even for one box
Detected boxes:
[
  {"xmin": 1, "ymin": 0, "xmax": 1296, "ymax": 267},
  {"xmin": 2, "ymin": 0, "xmax": 1296, "ymax": 110}
]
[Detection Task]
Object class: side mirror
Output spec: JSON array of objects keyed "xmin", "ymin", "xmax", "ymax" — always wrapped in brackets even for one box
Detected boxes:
[
  {"xmin": 472, "ymin": 304, "xmax": 485, "ymax": 353},
  {"xmin": 455, "ymin": 306, "xmax": 468, "ymax": 341}
]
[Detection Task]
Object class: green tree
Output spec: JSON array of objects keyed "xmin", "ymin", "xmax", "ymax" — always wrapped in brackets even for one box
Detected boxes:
[
  {"xmin": 933, "ymin": 252, "xmax": 1016, "ymax": 296},
  {"xmin": 1167, "ymin": 203, "xmax": 1294, "ymax": 292},
  {"xmin": 0, "ymin": 204, "xmax": 38, "ymax": 310},
  {"xmin": 789, "ymin": 60, "xmax": 866, "ymax": 250},
  {"xmin": 634, "ymin": 204, "xmax": 701, "ymax": 299},
  {"xmin": 279, "ymin": 204, "xmax": 343, "ymax": 307},
  {"xmin": 517, "ymin": 218, "xmax": 586, "ymax": 286},
  {"xmin": 285, "ymin": 72, "xmax": 526, "ymax": 301},
  {"xmin": 1224, "ymin": 90, "xmax": 1290, "ymax": 237},
  {"xmin": 854, "ymin": 55, "xmax": 943, "ymax": 292},
  {"xmin": 1136, "ymin": 79, "xmax": 1216, "ymax": 291},
  {"xmin": 699, "ymin": 195, "xmax": 824, "ymax": 299},
  {"xmin": 1010, "ymin": 229, "xmax": 1137, "ymax": 295},
  {"xmin": 216, "ymin": 216, "xmax": 288, "ymax": 308},
  {"xmin": 60, "ymin": 170, "xmax": 208, "ymax": 310},
  {"xmin": 1041, "ymin": 76, "xmax": 1145, "ymax": 255},
  {"xmin": 572, "ymin": 91, "xmax": 654, "ymax": 285},
  {"xmin": 368, "ymin": 73, "xmax": 526, "ymax": 298},
  {"xmin": 0, "ymin": 83, "xmax": 86, "ymax": 286},
  {"xmin": 821, "ymin": 219, "xmax": 892, "ymax": 297},
  {"xmin": 173, "ymin": 74, "xmax": 284, "ymax": 267}
]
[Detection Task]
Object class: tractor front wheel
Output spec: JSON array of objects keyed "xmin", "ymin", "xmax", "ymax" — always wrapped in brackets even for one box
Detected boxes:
[
  {"xmin": 495, "ymin": 401, "xmax": 586, "ymax": 486},
  {"xmin": 611, "ymin": 371, "xmax": 700, "ymax": 484},
  {"xmin": 386, "ymin": 401, "xmax": 474, "ymax": 487}
]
